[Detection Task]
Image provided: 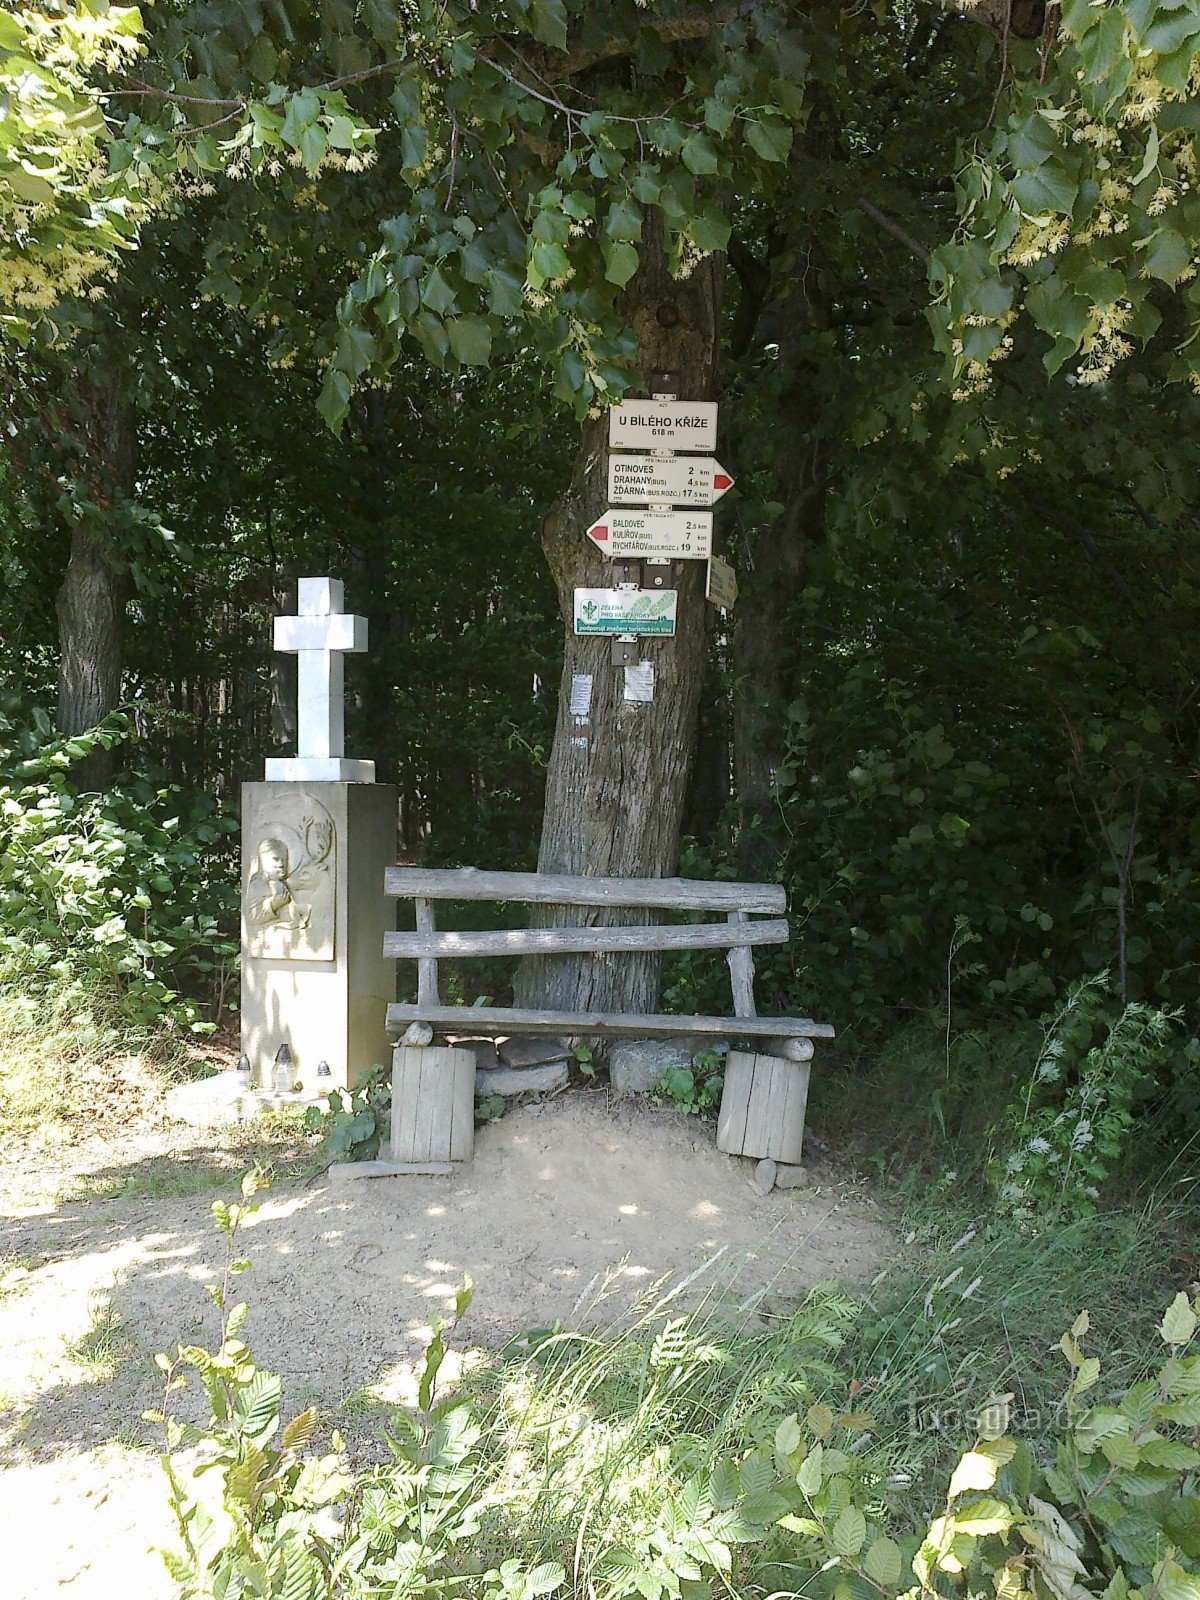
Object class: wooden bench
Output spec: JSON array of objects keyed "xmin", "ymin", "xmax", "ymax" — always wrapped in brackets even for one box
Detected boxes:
[{"xmin": 379, "ymin": 867, "xmax": 834, "ymax": 1173}]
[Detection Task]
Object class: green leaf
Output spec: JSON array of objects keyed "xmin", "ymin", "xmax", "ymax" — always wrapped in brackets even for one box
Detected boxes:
[
  {"xmin": 531, "ymin": 0, "xmax": 568, "ymax": 51},
  {"xmin": 412, "ymin": 309, "xmax": 449, "ymax": 364},
  {"xmin": 951, "ymin": 1496, "xmax": 1013, "ymax": 1536},
  {"xmin": 401, "ymin": 122, "xmax": 427, "ymax": 172},
  {"xmin": 604, "ymin": 240, "xmax": 639, "ymax": 287},
  {"xmin": 1143, "ymin": 230, "xmax": 1192, "ymax": 288},
  {"xmin": 864, "ymin": 1536, "xmax": 903, "ymax": 1589},
  {"xmin": 1010, "ymin": 163, "xmax": 1078, "ymax": 216},
  {"xmin": 745, "ymin": 117, "xmax": 792, "ymax": 163},
  {"xmin": 530, "ymin": 240, "xmax": 570, "ymax": 285},
  {"xmin": 421, "ymin": 265, "xmax": 457, "ymax": 315},
  {"xmin": 297, "ymin": 122, "xmax": 327, "ymax": 172},
  {"xmin": 692, "ymin": 205, "xmax": 731, "ymax": 252},
  {"xmin": 949, "ymin": 1449, "xmax": 1001, "ymax": 1497},
  {"xmin": 334, "ymin": 323, "xmax": 375, "ymax": 379},
  {"xmin": 796, "ymin": 1442, "xmax": 823, "ymax": 1495},
  {"xmin": 7, "ymin": 167, "xmax": 56, "ymax": 205},
  {"xmin": 682, "ymin": 131, "xmax": 719, "ymax": 176},
  {"xmin": 831, "ymin": 1506, "xmax": 866, "ymax": 1559},
  {"xmin": 447, "ymin": 314, "xmax": 492, "ymax": 366},
  {"xmin": 806, "ymin": 1402, "xmax": 834, "ymax": 1439},
  {"xmin": 1161, "ymin": 1292, "xmax": 1199, "ymax": 1346},
  {"xmin": 487, "ymin": 266, "xmax": 524, "ymax": 317},
  {"xmin": 606, "ymin": 198, "xmax": 643, "ymax": 241}
]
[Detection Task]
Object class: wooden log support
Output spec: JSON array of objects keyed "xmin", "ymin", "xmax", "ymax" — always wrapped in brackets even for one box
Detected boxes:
[
  {"xmin": 390, "ymin": 1044, "xmax": 475, "ymax": 1164},
  {"xmin": 716, "ymin": 1049, "xmax": 810, "ymax": 1165},
  {"xmin": 726, "ymin": 909, "xmax": 757, "ymax": 1019},
  {"xmin": 414, "ymin": 898, "xmax": 440, "ymax": 1007},
  {"xmin": 384, "ymin": 918, "xmax": 789, "ymax": 960}
]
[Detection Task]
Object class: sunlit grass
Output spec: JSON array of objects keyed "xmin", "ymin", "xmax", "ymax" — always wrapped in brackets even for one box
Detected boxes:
[{"xmin": 63, "ymin": 1293, "xmax": 136, "ymax": 1383}]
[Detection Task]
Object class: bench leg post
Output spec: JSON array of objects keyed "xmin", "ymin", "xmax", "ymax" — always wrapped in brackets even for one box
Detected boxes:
[
  {"xmin": 717, "ymin": 1049, "xmax": 809, "ymax": 1166},
  {"xmin": 391, "ymin": 1043, "xmax": 475, "ymax": 1164}
]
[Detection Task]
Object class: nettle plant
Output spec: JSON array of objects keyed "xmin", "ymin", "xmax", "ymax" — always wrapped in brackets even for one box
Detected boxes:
[{"xmin": 994, "ymin": 975, "xmax": 1178, "ymax": 1228}]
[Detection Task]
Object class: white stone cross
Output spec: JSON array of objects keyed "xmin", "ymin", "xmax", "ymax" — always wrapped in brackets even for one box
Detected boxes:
[{"xmin": 264, "ymin": 577, "xmax": 375, "ymax": 783}]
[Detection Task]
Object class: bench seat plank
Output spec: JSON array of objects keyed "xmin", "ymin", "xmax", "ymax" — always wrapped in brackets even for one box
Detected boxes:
[
  {"xmin": 384, "ymin": 918, "xmax": 788, "ymax": 960},
  {"xmin": 387, "ymin": 1004, "xmax": 835, "ymax": 1041},
  {"xmin": 385, "ymin": 867, "xmax": 785, "ymax": 915}
]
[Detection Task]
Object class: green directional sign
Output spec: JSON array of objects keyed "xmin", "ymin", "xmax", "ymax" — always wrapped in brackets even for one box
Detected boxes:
[{"xmin": 573, "ymin": 588, "xmax": 678, "ymax": 637}]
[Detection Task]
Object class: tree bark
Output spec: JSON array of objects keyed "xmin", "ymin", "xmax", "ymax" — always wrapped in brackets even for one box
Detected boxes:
[
  {"xmin": 55, "ymin": 367, "xmax": 135, "ymax": 790},
  {"xmin": 516, "ymin": 229, "xmax": 723, "ymax": 1012}
]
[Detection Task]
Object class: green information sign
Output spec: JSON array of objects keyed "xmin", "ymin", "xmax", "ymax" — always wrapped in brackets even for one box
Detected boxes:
[{"xmin": 573, "ymin": 588, "xmax": 678, "ymax": 637}]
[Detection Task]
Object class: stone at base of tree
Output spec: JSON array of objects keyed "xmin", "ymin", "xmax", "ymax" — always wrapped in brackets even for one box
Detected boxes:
[
  {"xmin": 754, "ymin": 1158, "xmax": 778, "ymax": 1194},
  {"xmin": 164, "ymin": 1075, "xmax": 328, "ymax": 1127},
  {"xmin": 498, "ymin": 1036, "xmax": 572, "ymax": 1068},
  {"xmin": 328, "ymin": 1160, "xmax": 456, "ymax": 1179},
  {"xmin": 476, "ymin": 1062, "xmax": 568, "ymax": 1097},
  {"xmin": 609, "ymin": 1038, "xmax": 704, "ymax": 1095},
  {"xmin": 775, "ymin": 1163, "xmax": 810, "ymax": 1189}
]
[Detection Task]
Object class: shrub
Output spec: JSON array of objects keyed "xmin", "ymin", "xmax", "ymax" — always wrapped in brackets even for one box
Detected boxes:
[
  {"xmin": 0, "ymin": 707, "xmax": 237, "ymax": 1032},
  {"xmin": 994, "ymin": 976, "xmax": 1179, "ymax": 1228}
]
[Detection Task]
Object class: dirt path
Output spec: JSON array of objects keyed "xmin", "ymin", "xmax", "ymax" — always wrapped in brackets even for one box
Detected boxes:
[{"xmin": 0, "ymin": 1090, "xmax": 891, "ymax": 1599}]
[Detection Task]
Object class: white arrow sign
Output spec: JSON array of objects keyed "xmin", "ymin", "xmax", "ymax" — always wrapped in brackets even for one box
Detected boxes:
[
  {"xmin": 608, "ymin": 454, "xmax": 734, "ymax": 508},
  {"xmin": 586, "ymin": 508, "xmax": 713, "ymax": 560},
  {"xmin": 608, "ymin": 399, "xmax": 718, "ymax": 451}
]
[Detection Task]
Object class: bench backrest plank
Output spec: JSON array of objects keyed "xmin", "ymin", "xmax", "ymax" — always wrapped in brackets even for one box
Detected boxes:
[
  {"xmin": 384, "ymin": 916, "xmax": 789, "ymax": 961},
  {"xmin": 385, "ymin": 866, "xmax": 785, "ymax": 915}
]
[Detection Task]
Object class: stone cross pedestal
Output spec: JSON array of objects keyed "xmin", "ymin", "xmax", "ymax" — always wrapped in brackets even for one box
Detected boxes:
[{"xmin": 240, "ymin": 577, "xmax": 396, "ymax": 1093}]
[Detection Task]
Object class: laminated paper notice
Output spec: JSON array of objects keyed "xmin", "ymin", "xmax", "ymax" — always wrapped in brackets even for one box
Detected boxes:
[
  {"xmin": 623, "ymin": 661, "xmax": 655, "ymax": 704},
  {"xmin": 570, "ymin": 673, "xmax": 593, "ymax": 718}
]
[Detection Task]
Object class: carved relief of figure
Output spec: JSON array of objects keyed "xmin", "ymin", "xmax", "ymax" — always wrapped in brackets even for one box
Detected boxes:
[
  {"xmin": 246, "ymin": 838, "xmax": 311, "ymax": 931},
  {"xmin": 244, "ymin": 798, "xmax": 336, "ymax": 960}
]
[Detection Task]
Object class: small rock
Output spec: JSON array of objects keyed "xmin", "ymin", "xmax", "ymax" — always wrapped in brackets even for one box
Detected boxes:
[
  {"xmin": 775, "ymin": 1163, "xmax": 810, "ymax": 1189},
  {"xmin": 477, "ymin": 1062, "xmax": 569, "ymax": 1097},
  {"xmin": 402, "ymin": 1021, "xmax": 434, "ymax": 1047},
  {"xmin": 498, "ymin": 1036, "xmax": 572, "ymax": 1068},
  {"xmin": 609, "ymin": 1038, "xmax": 702, "ymax": 1095},
  {"xmin": 754, "ymin": 1158, "xmax": 778, "ymax": 1194}
]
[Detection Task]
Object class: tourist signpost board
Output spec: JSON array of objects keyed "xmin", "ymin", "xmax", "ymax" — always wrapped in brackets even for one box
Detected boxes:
[
  {"xmin": 607, "ymin": 399, "xmax": 719, "ymax": 451},
  {"xmin": 585, "ymin": 508, "xmax": 712, "ymax": 560},
  {"xmin": 607, "ymin": 454, "xmax": 734, "ymax": 507}
]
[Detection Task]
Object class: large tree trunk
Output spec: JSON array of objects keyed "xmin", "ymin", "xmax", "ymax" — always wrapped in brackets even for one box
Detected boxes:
[
  {"xmin": 55, "ymin": 368, "xmax": 135, "ymax": 790},
  {"xmin": 516, "ymin": 231, "xmax": 723, "ymax": 1012}
]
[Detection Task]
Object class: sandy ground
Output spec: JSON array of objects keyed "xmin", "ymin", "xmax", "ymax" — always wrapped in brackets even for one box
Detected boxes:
[{"xmin": 0, "ymin": 1090, "xmax": 891, "ymax": 1599}]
